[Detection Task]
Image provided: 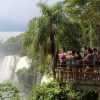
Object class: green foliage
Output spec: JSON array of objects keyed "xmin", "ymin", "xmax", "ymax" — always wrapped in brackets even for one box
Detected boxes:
[
  {"xmin": 66, "ymin": 0, "xmax": 86, "ymax": 5},
  {"xmin": 23, "ymin": 2, "xmax": 82, "ymax": 63},
  {"xmin": 0, "ymin": 84, "xmax": 20, "ymax": 100},
  {"xmin": 31, "ymin": 81, "xmax": 67, "ymax": 100},
  {"xmin": 31, "ymin": 81, "xmax": 73, "ymax": 100},
  {"xmin": 16, "ymin": 66, "xmax": 34, "ymax": 90},
  {"xmin": 57, "ymin": 22, "xmax": 82, "ymax": 50},
  {"xmin": 21, "ymin": 0, "xmax": 100, "ymax": 99},
  {"xmin": 30, "ymin": 81, "xmax": 98, "ymax": 100},
  {"xmin": 0, "ymin": 34, "xmax": 26, "ymax": 56},
  {"xmin": 64, "ymin": 0, "xmax": 100, "ymax": 48}
]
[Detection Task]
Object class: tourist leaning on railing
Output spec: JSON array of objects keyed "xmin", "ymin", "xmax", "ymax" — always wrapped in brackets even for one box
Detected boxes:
[
  {"xmin": 83, "ymin": 48, "xmax": 94, "ymax": 79},
  {"xmin": 83, "ymin": 46, "xmax": 88, "ymax": 58},
  {"xmin": 58, "ymin": 47, "xmax": 66, "ymax": 67},
  {"xmin": 57, "ymin": 47, "xmax": 100, "ymax": 81},
  {"xmin": 58, "ymin": 48, "xmax": 100, "ymax": 68},
  {"xmin": 66, "ymin": 51, "xmax": 73, "ymax": 67},
  {"xmin": 75, "ymin": 51, "xmax": 83, "ymax": 67}
]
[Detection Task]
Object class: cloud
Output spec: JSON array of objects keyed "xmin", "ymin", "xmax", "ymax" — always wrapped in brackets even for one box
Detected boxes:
[
  {"xmin": 0, "ymin": 0, "xmax": 60, "ymax": 32},
  {"xmin": 0, "ymin": 0, "xmax": 39, "ymax": 31},
  {"xmin": 0, "ymin": 32, "xmax": 22, "ymax": 40}
]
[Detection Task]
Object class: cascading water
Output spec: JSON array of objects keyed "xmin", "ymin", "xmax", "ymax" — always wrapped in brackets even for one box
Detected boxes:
[
  {"xmin": 15, "ymin": 56, "xmax": 32, "ymax": 72},
  {"xmin": 0, "ymin": 55, "xmax": 45, "ymax": 99},
  {"xmin": 13, "ymin": 56, "xmax": 32, "ymax": 84},
  {"xmin": 0, "ymin": 55, "xmax": 32, "ymax": 84},
  {"xmin": 0, "ymin": 55, "xmax": 20, "ymax": 83}
]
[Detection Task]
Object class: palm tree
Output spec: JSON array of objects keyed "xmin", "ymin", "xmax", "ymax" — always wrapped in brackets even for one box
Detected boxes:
[
  {"xmin": 32, "ymin": 2, "xmax": 65, "ymax": 78},
  {"xmin": 22, "ymin": 3, "xmax": 61, "ymax": 78},
  {"xmin": 23, "ymin": 2, "xmax": 82, "ymax": 78}
]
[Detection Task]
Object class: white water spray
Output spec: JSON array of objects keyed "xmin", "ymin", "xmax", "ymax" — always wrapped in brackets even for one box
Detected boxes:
[
  {"xmin": 15, "ymin": 56, "xmax": 32, "ymax": 72},
  {"xmin": 0, "ymin": 55, "xmax": 20, "ymax": 83},
  {"xmin": 0, "ymin": 55, "xmax": 31, "ymax": 83}
]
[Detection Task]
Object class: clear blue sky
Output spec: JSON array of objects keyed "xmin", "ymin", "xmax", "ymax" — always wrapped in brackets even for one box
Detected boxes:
[{"xmin": 0, "ymin": 0, "xmax": 60, "ymax": 32}]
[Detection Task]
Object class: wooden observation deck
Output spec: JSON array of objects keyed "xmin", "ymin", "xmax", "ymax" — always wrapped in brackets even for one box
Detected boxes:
[{"xmin": 55, "ymin": 60, "xmax": 100, "ymax": 92}]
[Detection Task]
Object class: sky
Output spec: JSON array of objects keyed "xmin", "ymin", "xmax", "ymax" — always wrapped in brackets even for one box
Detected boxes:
[
  {"xmin": 0, "ymin": 0, "xmax": 60, "ymax": 40},
  {"xmin": 0, "ymin": 0, "xmax": 60, "ymax": 32}
]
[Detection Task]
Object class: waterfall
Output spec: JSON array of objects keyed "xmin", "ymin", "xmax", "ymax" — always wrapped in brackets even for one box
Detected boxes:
[
  {"xmin": 0, "ymin": 55, "xmax": 20, "ymax": 83},
  {"xmin": 0, "ymin": 55, "xmax": 32, "ymax": 84},
  {"xmin": 15, "ymin": 56, "xmax": 32, "ymax": 72},
  {"xmin": 41, "ymin": 75, "xmax": 53, "ymax": 85}
]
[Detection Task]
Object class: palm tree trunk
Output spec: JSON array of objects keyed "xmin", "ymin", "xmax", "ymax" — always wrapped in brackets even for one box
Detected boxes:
[
  {"xmin": 52, "ymin": 48, "xmax": 58, "ymax": 79},
  {"xmin": 49, "ymin": 31, "xmax": 58, "ymax": 79}
]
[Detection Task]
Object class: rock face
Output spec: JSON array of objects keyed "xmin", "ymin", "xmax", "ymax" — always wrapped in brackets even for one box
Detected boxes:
[{"xmin": 0, "ymin": 55, "xmax": 32, "ymax": 83}]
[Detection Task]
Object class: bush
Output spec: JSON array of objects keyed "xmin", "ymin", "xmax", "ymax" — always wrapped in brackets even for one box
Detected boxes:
[
  {"xmin": 31, "ymin": 81, "xmax": 68, "ymax": 100},
  {"xmin": 0, "ymin": 83, "xmax": 20, "ymax": 100},
  {"xmin": 30, "ymin": 81, "xmax": 98, "ymax": 100}
]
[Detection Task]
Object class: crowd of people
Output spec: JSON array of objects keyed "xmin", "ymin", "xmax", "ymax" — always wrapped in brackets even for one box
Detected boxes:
[
  {"xmin": 58, "ymin": 47, "xmax": 100, "ymax": 80},
  {"xmin": 58, "ymin": 47, "xmax": 100, "ymax": 68}
]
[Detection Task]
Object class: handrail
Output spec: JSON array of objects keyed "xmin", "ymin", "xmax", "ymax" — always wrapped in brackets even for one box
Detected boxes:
[{"xmin": 55, "ymin": 67, "xmax": 100, "ymax": 82}]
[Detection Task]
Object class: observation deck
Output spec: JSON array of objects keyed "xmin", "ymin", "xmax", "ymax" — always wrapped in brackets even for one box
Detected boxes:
[{"xmin": 55, "ymin": 61, "xmax": 100, "ymax": 92}]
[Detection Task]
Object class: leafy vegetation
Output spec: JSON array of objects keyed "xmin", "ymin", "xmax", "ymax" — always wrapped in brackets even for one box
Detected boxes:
[
  {"xmin": 1, "ymin": 0, "xmax": 99, "ymax": 99},
  {"xmin": 0, "ymin": 34, "xmax": 26, "ymax": 57},
  {"xmin": 23, "ymin": 0, "xmax": 100, "ymax": 99},
  {"xmin": 23, "ymin": 0, "xmax": 100, "ymax": 77},
  {"xmin": 23, "ymin": 2, "xmax": 82, "ymax": 78},
  {"xmin": 0, "ymin": 84, "xmax": 20, "ymax": 100},
  {"xmin": 64, "ymin": 0, "xmax": 100, "ymax": 48},
  {"xmin": 31, "ymin": 81, "xmax": 67, "ymax": 100},
  {"xmin": 30, "ymin": 81, "xmax": 98, "ymax": 100}
]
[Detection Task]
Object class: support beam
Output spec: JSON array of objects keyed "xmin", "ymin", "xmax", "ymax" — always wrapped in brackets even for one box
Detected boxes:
[{"xmin": 73, "ymin": 80, "xmax": 100, "ymax": 92}]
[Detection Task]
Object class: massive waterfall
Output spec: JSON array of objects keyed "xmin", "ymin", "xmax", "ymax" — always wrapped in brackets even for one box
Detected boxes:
[
  {"xmin": 0, "ymin": 55, "xmax": 51, "ymax": 85},
  {"xmin": 0, "ymin": 55, "xmax": 31, "ymax": 83}
]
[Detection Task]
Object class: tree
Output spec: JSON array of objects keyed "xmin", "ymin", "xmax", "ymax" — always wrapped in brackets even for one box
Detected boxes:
[
  {"xmin": 82, "ymin": 0, "xmax": 100, "ymax": 48},
  {"xmin": 23, "ymin": 3, "xmax": 65, "ymax": 78},
  {"xmin": 64, "ymin": 0, "xmax": 100, "ymax": 48},
  {"xmin": 23, "ymin": 2, "xmax": 82, "ymax": 78}
]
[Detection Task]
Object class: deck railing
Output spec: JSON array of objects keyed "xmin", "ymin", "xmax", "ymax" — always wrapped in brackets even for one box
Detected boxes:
[{"xmin": 55, "ymin": 60, "xmax": 100, "ymax": 82}]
